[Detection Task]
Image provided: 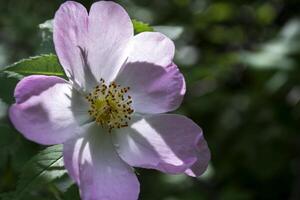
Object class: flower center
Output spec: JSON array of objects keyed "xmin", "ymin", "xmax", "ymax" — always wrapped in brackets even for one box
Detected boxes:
[{"xmin": 86, "ymin": 78, "xmax": 134, "ymax": 132}]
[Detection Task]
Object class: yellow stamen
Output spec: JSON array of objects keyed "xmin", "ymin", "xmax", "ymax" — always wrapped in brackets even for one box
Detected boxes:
[{"xmin": 86, "ymin": 79, "xmax": 134, "ymax": 132}]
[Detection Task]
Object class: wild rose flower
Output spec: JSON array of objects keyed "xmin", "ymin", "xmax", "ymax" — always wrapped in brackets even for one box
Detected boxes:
[{"xmin": 9, "ymin": 1, "xmax": 210, "ymax": 200}]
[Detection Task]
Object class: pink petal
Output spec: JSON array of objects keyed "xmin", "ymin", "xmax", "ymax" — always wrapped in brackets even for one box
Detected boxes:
[
  {"xmin": 63, "ymin": 125, "xmax": 139, "ymax": 200},
  {"xmin": 127, "ymin": 32, "xmax": 175, "ymax": 67},
  {"xmin": 53, "ymin": 1, "xmax": 95, "ymax": 90},
  {"xmin": 54, "ymin": 1, "xmax": 133, "ymax": 90},
  {"xmin": 113, "ymin": 114, "xmax": 209, "ymax": 174},
  {"xmin": 115, "ymin": 62, "xmax": 185, "ymax": 114},
  {"xmin": 9, "ymin": 75, "xmax": 90, "ymax": 145},
  {"xmin": 185, "ymin": 135, "xmax": 211, "ymax": 177},
  {"xmin": 87, "ymin": 1, "xmax": 133, "ymax": 82}
]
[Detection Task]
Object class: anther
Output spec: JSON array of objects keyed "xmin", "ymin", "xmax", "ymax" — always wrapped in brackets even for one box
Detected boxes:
[{"xmin": 86, "ymin": 78, "xmax": 134, "ymax": 132}]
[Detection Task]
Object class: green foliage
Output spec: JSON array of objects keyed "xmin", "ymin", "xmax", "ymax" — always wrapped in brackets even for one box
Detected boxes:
[
  {"xmin": 62, "ymin": 185, "xmax": 81, "ymax": 200},
  {"xmin": 1, "ymin": 54, "xmax": 65, "ymax": 77},
  {"xmin": 240, "ymin": 19, "xmax": 300, "ymax": 71},
  {"xmin": 38, "ymin": 20, "xmax": 55, "ymax": 54},
  {"xmin": 153, "ymin": 25, "xmax": 184, "ymax": 40},
  {"xmin": 4, "ymin": 145, "xmax": 66, "ymax": 200},
  {"xmin": 132, "ymin": 19, "xmax": 154, "ymax": 34},
  {"xmin": 0, "ymin": 72, "xmax": 39, "ymax": 184}
]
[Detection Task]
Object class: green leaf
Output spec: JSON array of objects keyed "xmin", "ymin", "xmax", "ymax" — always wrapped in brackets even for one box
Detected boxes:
[
  {"xmin": 132, "ymin": 19, "xmax": 154, "ymax": 34},
  {"xmin": 2, "ymin": 54, "xmax": 65, "ymax": 77},
  {"xmin": 10, "ymin": 145, "xmax": 66, "ymax": 200}
]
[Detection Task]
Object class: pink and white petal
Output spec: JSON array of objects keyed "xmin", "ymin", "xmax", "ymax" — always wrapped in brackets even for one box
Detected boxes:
[
  {"xmin": 113, "ymin": 114, "xmax": 209, "ymax": 174},
  {"xmin": 9, "ymin": 75, "xmax": 90, "ymax": 145},
  {"xmin": 87, "ymin": 1, "xmax": 133, "ymax": 82},
  {"xmin": 115, "ymin": 62, "xmax": 185, "ymax": 114},
  {"xmin": 185, "ymin": 135, "xmax": 211, "ymax": 177},
  {"xmin": 54, "ymin": 1, "xmax": 96, "ymax": 90},
  {"xmin": 127, "ymin": 32, "xmax": 175, "ymax": 67},
  {"xmin": 63, "ymin": 125, "xmax": 140, "ymax": 200}
]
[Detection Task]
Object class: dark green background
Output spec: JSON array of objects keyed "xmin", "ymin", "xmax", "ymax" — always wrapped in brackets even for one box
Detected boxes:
[{"xmin": 0, "ymin": 0, "xmax": 300, "ymax": 199}]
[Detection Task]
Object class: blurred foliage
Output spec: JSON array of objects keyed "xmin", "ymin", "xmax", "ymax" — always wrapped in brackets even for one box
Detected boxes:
[{"xmin": 0, "ymin": 0, "xmax": 300, "ymax": 200}]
